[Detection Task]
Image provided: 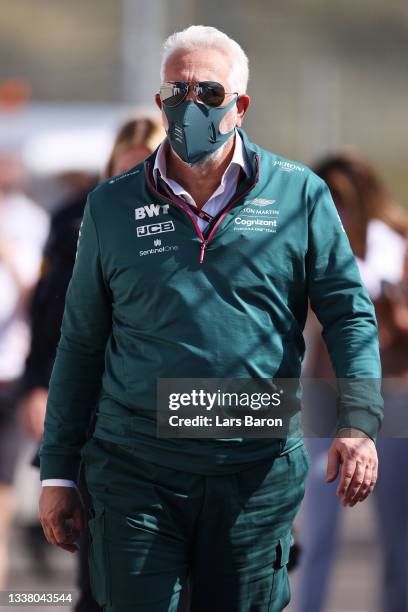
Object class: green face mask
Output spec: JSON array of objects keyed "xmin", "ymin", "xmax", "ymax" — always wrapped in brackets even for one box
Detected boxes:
[{"xmin": 163, "ymin": 98, "xmax": 237, "ymax": 165}]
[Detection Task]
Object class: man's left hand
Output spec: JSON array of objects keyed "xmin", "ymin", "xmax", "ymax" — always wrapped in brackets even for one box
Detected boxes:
[{"xmin": 326, "ymin": 428, "xmax": 378, "ymax": 507}]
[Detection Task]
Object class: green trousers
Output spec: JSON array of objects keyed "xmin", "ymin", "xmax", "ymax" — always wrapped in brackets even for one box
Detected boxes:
[{"xmin": 81, "ymin": 437, "xmax": 310, "ymax": 612}]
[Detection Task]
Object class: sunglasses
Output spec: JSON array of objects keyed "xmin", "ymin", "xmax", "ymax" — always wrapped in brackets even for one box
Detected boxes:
[{"xmin": 159, "ymin": 81, "xmax": 238, "ymax": 108}]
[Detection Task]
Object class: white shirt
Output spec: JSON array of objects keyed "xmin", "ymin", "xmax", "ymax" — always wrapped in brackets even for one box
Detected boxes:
[
  {"xmin": 0, "ymin": 193, "xmax": 49, "ymax": 380},
  {"xmin": 42, "ymin": 130, "xmax": 251, "ymax": 488},
  {"xmin": 356, "ymin": 219, "xmax": 406, "ymax": 300},
  {"xmin": 154, "ymin": 130, "xmax": 251, "ymax": 231}
]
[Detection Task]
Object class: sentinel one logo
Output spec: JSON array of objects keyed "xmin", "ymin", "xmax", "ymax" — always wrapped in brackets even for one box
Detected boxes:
[
  {"xmin": 136, "ymin": 220, "xmax": 175, "ymax": 237},
  {"xmin": 135, "ymin": 204, "xmax": 169, "ymax": 220},
  {"xmin": 139, "ymin": 238, "xmax": 179, "ymax": 257}
]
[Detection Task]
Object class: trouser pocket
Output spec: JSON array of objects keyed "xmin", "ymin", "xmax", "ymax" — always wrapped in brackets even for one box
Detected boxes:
[
  {"xmin": 269, "ymin": 532, "xmax": 292, "ymax": 611},
  {"xmin": 88, "ymin": 505, "xmax": 110, "ymax": 607}
]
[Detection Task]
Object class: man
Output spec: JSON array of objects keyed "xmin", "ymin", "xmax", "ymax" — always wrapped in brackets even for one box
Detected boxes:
[{"xmin": 39, "ymin": 25, "xmax": 382, "ymax": 612}]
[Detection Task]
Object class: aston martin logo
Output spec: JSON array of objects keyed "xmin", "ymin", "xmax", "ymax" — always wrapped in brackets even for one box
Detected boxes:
[{"xmin": 245, "ymin": 198, "xmax": 276, "ymax": 207}]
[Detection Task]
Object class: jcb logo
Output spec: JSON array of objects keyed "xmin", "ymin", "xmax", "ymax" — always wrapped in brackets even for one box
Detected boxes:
[
  {"xmin": 137, "ymin": 221, "xmax": 175, "ymax": 237},
  {"xmin": 135, "ymin": 204, "xmax": 169, "ymax": 220}
]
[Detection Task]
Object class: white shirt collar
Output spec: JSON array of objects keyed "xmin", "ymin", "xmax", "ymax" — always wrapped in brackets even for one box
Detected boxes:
[{"xmin": 153, "ymin": 130, "xmax": 250, "ymax": 203}]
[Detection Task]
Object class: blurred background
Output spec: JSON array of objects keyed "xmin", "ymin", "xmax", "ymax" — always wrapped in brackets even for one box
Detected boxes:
[
  {"xmin": 1, "ymin": 0, "xmax": 408, "ymax": 200},
  {"xmin": 0, "ymin": 1, "xmax": 407, "ymax": 611}
]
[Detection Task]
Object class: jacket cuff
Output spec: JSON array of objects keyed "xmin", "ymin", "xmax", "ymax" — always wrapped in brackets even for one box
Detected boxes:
[
  {"xmin": 336, "ymin": 408, "xmax": 381, "ymax": 443},
  {"xmin": 39, "ymin": 453, "xmax": 81, "ymax": 483}
]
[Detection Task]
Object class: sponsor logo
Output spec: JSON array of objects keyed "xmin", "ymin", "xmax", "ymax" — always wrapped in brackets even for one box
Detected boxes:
[
  {"xmin": 241, "ymin": 207, "xmax": 279, "ymax": 216},
  {"xmin": 245, "ymin": 198, "xmax": 276, "ymax": 207},
  {"xmin": 234, "ymin": 217, "xmax": 278, "ymax": 233},
  {"xmin": 241, "ymin": 199, "xmax": 279, "ymax": 217},
  {"xmin": 108, "ymin": 169, "xmax": 140, "ymax": 184},
  {"xmin": 135, "ymin": 204, "xmax": 169, "ymax": 220},
  {"xmin": 273, "ymin": 160, "xmax": 305, "ymax": 173},
  {"xmin": 139, "ymin": 243, "xmax": 179, "ymax": 257},
  {"xmin": 136, "ymin": 220, "xmax": 175, "ymax": 238},
  {"xmin": 154, "ymin": 239, "xmax": 162, "ymax": 246}
]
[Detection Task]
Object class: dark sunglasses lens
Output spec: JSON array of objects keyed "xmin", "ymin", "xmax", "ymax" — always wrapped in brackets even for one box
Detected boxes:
[
  {"xmin": 199, "ymin": 82, "xmax": 226, "ymax": 107},
  {"xmin": 160, "ymin": 83, "xmax": 187, "ymax": 107}
]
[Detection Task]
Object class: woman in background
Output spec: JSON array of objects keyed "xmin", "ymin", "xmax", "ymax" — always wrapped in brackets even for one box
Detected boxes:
[
  {"xmin": 103, "ymin": 116, "xmax": 164, "ymax": 179},
  {"xmin": 296, "ymin": 153, "xmax": 408, "ymax": 612}
]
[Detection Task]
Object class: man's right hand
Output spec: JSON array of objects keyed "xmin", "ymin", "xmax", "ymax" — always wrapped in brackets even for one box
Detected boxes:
[{"xmin": 39, "ymin": 486, "xmax": 85, "ymax": 553}]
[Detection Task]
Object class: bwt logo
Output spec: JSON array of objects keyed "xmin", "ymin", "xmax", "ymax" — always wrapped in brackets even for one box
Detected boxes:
[
  {"xmin": 135, "ymin": 204, "xmax": 169, "ymax": 220},
  {"xmin": 137, "ymin": 221, "xmax": 175, "ymax": 237}
]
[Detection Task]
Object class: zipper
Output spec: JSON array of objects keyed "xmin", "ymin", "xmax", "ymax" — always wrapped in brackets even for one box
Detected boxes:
[
  {"xmin": 200, "ymin": 240, "xmax": 208, "ymax": 264},
  {"xmin": 204, "ymin": 155, "xmax": 260, "ymax": 250},
  {"xmin": 145, "ymin": 156, "xmax": 260, "ymax": 264},
  {"xmin": 146, "ymin": 162, "xmax": 206, "ymax": 249}
]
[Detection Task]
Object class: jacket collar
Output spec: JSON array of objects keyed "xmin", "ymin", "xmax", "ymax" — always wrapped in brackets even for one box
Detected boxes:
[{"xmin": 145, "ymin": 128, "xmax": 259, "ymax": 185}]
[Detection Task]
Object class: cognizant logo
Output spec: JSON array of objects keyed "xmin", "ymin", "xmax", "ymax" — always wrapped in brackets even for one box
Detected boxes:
[{"xmin": 235, "ymin": 217, "xmax": 277, "ymax": 228}]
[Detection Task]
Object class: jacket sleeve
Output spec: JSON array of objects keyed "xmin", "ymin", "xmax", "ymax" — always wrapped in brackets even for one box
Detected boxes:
[
  {"xmin": 39, "ymin": 195, "xmax": 112, "ymax": 481},
  {"xmin": 306, "ymin": 180, "xmax": 383, "ymax": 440}
]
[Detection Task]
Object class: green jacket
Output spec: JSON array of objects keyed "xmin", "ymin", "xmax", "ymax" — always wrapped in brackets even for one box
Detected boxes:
[{"xmin": 40, "ymin": 129, "xmax": 383, "ymax": 482}]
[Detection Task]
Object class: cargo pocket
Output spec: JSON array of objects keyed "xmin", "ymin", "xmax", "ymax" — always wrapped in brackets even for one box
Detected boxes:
[
  {"xmin": 88, "ymin": 506, "xmax": 111, "ymax": 607},
  {"xmin": 269, "ymin": 533, "xmax": 292, "ymax": 611}
]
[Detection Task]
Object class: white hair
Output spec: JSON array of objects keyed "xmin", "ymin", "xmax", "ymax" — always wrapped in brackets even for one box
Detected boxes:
[{"xmin": 160, "ymin": 25, "xmax": 249, "ymax": 94}]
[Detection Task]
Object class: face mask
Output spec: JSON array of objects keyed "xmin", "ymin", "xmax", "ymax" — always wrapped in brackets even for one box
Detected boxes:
[{"xmin": 163, "ymin": 98, "xmax": 237, "ymax": 165}]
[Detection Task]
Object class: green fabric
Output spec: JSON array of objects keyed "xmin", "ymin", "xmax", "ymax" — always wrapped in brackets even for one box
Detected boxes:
[
  {"xmin": 82, "ymin": 436, "xmax": 311, "ymax": 612},
  {"xmin": 164, "ymin": 97, "xmax": 237, "ymax": 164},
  {"xmin": 40, "ymin": 129, "xmax": 383, "ymax": 482}
]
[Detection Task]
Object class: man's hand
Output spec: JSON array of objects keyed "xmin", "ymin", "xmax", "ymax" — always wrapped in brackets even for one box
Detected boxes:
[
  {"xmin": 326, "ymin": 428, "xmax": 378, "ymax": 507},
  {"xmin": 39, "ymin": 486, "xmax": 85, "ymax": 552}
]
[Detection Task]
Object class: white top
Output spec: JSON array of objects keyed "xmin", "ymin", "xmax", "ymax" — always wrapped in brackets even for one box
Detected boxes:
[
  {"xmin": 0, "ymin": 192, "xmax": 49, "ymax": 380},
  {"xmin": 42, "ymin": 131, "xmax": 251, "ymax": 488},
  {"xmin": 356, "ymin": 219, "xmax": 406, "ymax": 300}
]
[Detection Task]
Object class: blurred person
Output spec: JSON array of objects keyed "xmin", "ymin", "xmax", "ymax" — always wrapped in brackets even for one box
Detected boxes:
[
  {"xmin": 18, "ymin": 117, "xmax": 164, "ymax": 612},
  {"xmin": 38, "ymin": 26, "xmax": 382, "ymax": 612},
  {"xmin": 0, "ymin": 153, "xmax": 49, "ymax": 587},
  {"xmin": 19, "ymin": 171, "xmax": 98, "ymax": 442},
  {"xmin": 296, "ymin": 153, "xmax": 408, "ymax": 612},
  {"xmin": 18, "ymin": 170, "xmax": 98, "ymax": 583},
  {"xmin": 103, "ymin": 116, "xmax": 165, "ymax": 179}
]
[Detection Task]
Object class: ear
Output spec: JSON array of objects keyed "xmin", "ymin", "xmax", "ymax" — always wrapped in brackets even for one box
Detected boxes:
[
  {"xmin": 235, "ymin": 95, "xmax": 251, "ymax": 128},
  {"xmin": 155, "ymin": 93, "xmax": 162, "ymax": 111}
]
